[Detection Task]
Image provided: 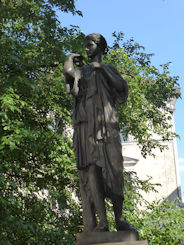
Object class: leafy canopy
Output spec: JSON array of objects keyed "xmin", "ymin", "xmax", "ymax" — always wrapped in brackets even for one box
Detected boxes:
[
  {"xmin": 0, "ymin": 1, "xmax": 83, "ymax": 244},
  {"xmin": 105, "ymin": 32, "xmax": 180, "ymax": 157}
]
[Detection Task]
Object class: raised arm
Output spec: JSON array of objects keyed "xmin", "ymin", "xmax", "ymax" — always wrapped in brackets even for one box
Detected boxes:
[
  {"xmin": 63, "ymin": 53, "xmax": 83, "ymax": 95},
  {"xmin": 63, "ymin": 53, "xmax": 81, "ymax": 79}
]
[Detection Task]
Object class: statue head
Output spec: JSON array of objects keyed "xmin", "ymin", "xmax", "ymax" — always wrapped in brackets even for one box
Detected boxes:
[{"xmin": 85, "ymin": 33, "xmax": 108, "ymax": 56}]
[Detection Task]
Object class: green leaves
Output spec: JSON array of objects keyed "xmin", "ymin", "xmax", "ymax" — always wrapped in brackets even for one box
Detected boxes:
[
  {"xmin": 106, "ymin": 170, "xmax": 184, "ymax": 244},
  {"xmin": 138, "ymin": 199, "xmax": 184, "ymax": 244},
  {"xmin": 105, "ymin": 33, "xmax": 183, "ymax": 244},
  {"xmin": 105, "ymin": 33, "xmax": 181, "ymax": 157},
  {"xmin": 0, "ymin": 1, "xmax": 83, "ymax": 243}
]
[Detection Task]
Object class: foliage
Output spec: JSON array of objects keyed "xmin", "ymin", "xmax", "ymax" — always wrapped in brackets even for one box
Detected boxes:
[
  {"xmin": 107, "ymin": 171, "xmax": 184, "ymax": 244},
  {"xmin": 105, "ymin": 32, "xmax": 181, "ymax": 157},
  {"xmin": 138, "ymin": 199, "xmax": 184, "ymax": 244},
  {"xmin": 0, "ymin": 1, "xmax": 183, "ymax": 244},
  {"xmin": 122, "ymin": 172, "xmax": 184, "ymax": 244},
  {"xmin": 105, "ymin": 34, "xmax": 183, "ymax": 244},
  {"xmin": 0, "ymin": 1, "xmax": 83, "ymax": 244},
  {"xmin": 0, "ymin": 69, "xmax": 82, "ymax": 244}
]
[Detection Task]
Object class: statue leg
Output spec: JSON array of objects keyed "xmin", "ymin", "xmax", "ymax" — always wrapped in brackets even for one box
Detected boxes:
[
  {"xmin": 88, "ymin": 165, "xmax": 109, "ymax": 231},
  {"xmin": 112, "ymin": 194, "xmax": 124, "ymax": 230},
  {"xmin": 112, "ymin": 194, "xmax": 136, "ymax": 231},
  {"xmin": 79, "ymin": 173, "xmax": 97, "ymax": 232}
]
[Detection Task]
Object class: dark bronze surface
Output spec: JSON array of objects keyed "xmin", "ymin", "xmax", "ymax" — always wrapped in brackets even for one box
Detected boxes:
[{"xmin": 63, "ymin": 33, "xmax": 136, "ymax": 234}]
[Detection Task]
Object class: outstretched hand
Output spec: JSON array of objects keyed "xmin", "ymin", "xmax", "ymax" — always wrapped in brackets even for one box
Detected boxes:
[
  {"xmin": 66, "ymin": 53, "xmax": 84, "ymax": 67},
  {"xmin": 68, "ymin": 53, "xmax": 81, "ymax": 59},
  {"xmin": 67, "ymin": 53, "xmax": 84, "ymax": 62}
]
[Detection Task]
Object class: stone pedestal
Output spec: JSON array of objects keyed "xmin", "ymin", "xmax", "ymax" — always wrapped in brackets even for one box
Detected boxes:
[
  {"xmin": 77, "ymin": 231, "xmax": 147, "ymax": 245},
  {"xmin": 90, "ymin": 242, "xmax": 147, "ymax": 245}
]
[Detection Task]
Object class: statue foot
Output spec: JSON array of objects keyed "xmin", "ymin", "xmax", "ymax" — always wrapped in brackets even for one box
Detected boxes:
[
  {"xmin": 93, "ymin": 222, "xmax": 109, "ymax": 232},
  {"xmin": 116, "ymin": 218, "xmax": 137, "ymax": 232}
]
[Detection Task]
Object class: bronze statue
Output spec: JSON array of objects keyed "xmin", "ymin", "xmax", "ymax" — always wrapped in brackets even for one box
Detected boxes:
[{"xmin": 63, "ymin": 33, "xmax": 134, "ymax": 233}]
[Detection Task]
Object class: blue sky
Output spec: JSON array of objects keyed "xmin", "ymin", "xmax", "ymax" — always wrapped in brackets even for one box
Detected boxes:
[{"xmin": 58, "ymin": 0, "xmax": 184, "ymax": 199}]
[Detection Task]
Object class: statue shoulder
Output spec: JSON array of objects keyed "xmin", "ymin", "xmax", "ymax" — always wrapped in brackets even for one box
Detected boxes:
[
  {"xmin": 103, "ymin": 63, "xmax": 121, "ymax": 76},
  {"xmin": 107, "ymin": 64, "xmax": 119, "ymax": 71}
]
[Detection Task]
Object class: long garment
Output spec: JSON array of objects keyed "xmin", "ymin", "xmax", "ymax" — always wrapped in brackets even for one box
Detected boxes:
[{"xmin": 72, "ymin": 64, "xmax": 128, "ymax": 197}]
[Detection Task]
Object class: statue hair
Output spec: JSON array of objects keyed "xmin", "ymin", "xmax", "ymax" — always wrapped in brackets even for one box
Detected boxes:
[{"xmin": 85, "ymin": 33, "xmax": 108, "ymax": 54}]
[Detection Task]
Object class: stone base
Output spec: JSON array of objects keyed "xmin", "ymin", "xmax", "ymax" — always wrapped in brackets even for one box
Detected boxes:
[
  {"xmin": 76, "ymin": 231, "xmax": 146, "ymax": 245},
  {"xmin": 90, "ymin": 242, "xmax": 147, "ymax": 245}
]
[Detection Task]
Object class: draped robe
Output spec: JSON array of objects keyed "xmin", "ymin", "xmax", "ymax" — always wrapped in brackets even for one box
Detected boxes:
[{"xmin": 71, "ymin": 64, "xmax": 128, "ymax": 197}]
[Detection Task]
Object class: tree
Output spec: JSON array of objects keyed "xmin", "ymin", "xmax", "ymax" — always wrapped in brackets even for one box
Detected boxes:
[
  {"xmin": 0, "ymin": 1, "xmax": 182, "ymax": 244},
  {"xmin": 120, "ymin": 171, "xmax": 184, "ymax": 245},
  {"xmin": 105, "ymin": 170, "xmax": 184, "ymax": 244},
  {"xmin": 0, "ymin": 1, "xmax": 84, "ymax": 244},
  {"xmin": 105, "ymin": 32, "xmax": 180, "ymax": 157},
  {"xmin": 105, "ymin": 33, "xmax": 184, "ymax": 244}
]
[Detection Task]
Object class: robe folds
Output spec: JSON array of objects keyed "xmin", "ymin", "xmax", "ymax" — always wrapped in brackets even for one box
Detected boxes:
[{"xmin": 72, "ymin": 64, "xmax": 128, "ymax": 197}]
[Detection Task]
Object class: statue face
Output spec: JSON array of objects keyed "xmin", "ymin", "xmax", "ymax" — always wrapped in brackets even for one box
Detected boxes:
[{"xmin": 85, "ymin": 39, "xmax": 99, "ymax": 58}]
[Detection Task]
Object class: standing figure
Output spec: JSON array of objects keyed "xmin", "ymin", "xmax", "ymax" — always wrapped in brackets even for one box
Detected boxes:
[{"xmin": 63, "ymin": 33, "xmax": 133, "ymax": 232}]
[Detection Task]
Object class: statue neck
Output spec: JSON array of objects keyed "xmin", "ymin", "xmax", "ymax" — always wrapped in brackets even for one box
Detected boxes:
[{"xmin": 91, "ymin": 53, "xmax": 102, "ymax": 63}]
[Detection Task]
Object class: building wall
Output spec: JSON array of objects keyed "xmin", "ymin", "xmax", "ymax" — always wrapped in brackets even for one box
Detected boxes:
[
  {"xmin": 122, "ymin": 138, "xmax": 181, "ymax": 203},
  {"xmin": 121, "ymin": 97, "xmax": 182, "ymax": 203}
]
